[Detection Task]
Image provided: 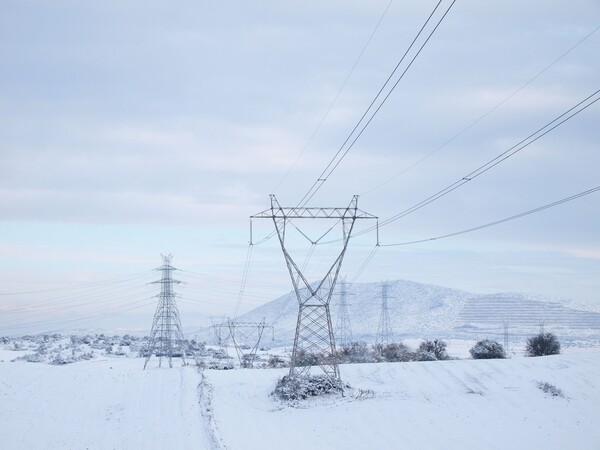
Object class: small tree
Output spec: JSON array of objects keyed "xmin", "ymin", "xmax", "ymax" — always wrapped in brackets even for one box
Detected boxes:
[
  {"xmin": 267, "ymin": 355, "xmax": 287, "ymax": 368},
  {"xmin": 416, "ymin": 339, "xmax": 449, "ymax": 361},
  {"xmin": 338, "ymin": 341, "xmax": 372, "ymax": 364},
  {"xmin": 470, "ymin": 339, "xmax": 506, "ymax": 359},
  {"xmin": 525, "ymin": 332, "xmax": 560, "ymax": 357},
  {"xmin": 381, "ymin": 342, "xmax": 412, "ymax": 362}
]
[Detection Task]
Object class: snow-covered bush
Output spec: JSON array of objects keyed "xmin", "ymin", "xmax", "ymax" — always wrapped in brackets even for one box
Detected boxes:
[
  {"xmin": 337, "ymin": 341, "xmax": 372, "ymax": 364},
  {"xmin": 267, "ymin": 355, "xmax": 288, "ymax": 368},
  {"xmin": 380, "ymin": 342, "xmax": 413, "ymax": 362},
  {"xmin": 293, "ymin": 349, "xmax": 322, "ymax": 367},
  {"xmin": 185, "ymin": 340, "xmax": 206, "ymax": 357},
  {"xmin": 469, "ymin": 339, "xmax": 506, "ymax": 359},
  {"xmin": 16, "ymin": 352, "xmax": 46, "ymax": 363},
  {"xmin": 536, "ymin": 381, "xmax": 564, "ymax": 397},
  {"xmin": 206, "ymin": 360, "xmax": 234, "ymax": 370},
  {"xmin": 526, "ymin": 332, "xmax": 560, "ymax": 357},
  {"xmin": 272, "ymin": 375, "xmax": 347, "ymax": 401},
  {"xmin": 416, "ymin": 339, "xmax": 449, "ymax": 361}
]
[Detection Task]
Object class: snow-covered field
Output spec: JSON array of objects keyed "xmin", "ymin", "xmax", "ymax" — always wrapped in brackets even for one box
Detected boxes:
[
  {"xmin": 1, "ymin": 350, "xmax": 599, "ymax": 450},
  {"xmin": 0, "ymin": 356, "xmax": 208, "ymax": 449}
]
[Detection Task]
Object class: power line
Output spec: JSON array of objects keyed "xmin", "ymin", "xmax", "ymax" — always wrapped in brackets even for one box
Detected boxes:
[
  {"xmin": 0, "ymin": 271, "xmax": 154, "ymax": 296},
  {"xmin": 233, "ymin": 243, "xmax": 254, "ymax": 319},
  {"xmin": 379, "ymin": 184, "xmax": 600, "ymax": 247},
  {"xmin": 255, "ymin": 0, "xmax": 456, "ymax": 270},
  {"xmin": 361, "ymin": 24, "xmax": 600, "ymax": 197},
  {"xmin": 355, "ymin": 88, "xmax": 600, "ymax": 236},
  {"xmin": 349, "ymin": 245, "xmax": 380, "ymax": 285},
  {"xmin": 0, "ymin": 297, "xmax": 157, "ymax": 335},
  {"xmin": 296, "ymin": 0, "xmax": 456, "ymax": 207},
  {"xmin": 273, "ymin": 0, "xmax": 394, "ymax": 193},
  {"xmin": 0, "ymin": 275, "xmax": 155, "ymax": 314}
]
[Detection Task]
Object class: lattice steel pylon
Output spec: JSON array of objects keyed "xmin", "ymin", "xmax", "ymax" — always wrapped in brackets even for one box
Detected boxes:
[
  {"xmin": 335, "ymin": 278, "xmax": 354, "ymax": 348},
  {"xmin": 143, "ymin": 254, "xmax": 187, "ymax": 369},
  {"xmin": 227, "ymin": 319, "xmax": 272, "ymax": 368},
  {"xmin": 503, "ymin": 321, "xmax": 510, "ymax": 358},
  {"xmin": 252, "ymin": 195, "xmax": 377, "ymax": 381},
  {"xmin": 376, "ymin": 281, "xmax": 393, "ymax": 345}
]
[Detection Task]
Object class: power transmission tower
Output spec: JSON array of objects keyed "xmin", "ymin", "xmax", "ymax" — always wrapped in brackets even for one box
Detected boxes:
[
  {"xmin": 252, "ymin": 195, "xmax": 377, "ymax": 381},
  {"xmin": 376, "ymin": 281, "xmax": 393, "ymax": 345},
  {"xmin": 210, "ymin": 317, "xmax": 230, "ymax": 348},
  {"xmin": 143, "ymin": 254, "xmax": 187, "ymax": 369},
  {"xmin": 335, "ymin": 278, "xmax": 353, "ymax": 348},
  {"xmin": 227, "ymin": 319, "xmax": 273, "ymax": 368},
  {"xmin": 503, "ymin": 321, "xmax": 510, "ymax": 358}
]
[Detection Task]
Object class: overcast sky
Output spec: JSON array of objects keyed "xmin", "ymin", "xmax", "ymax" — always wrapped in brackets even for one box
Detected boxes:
[{"xmin": 1, "ymin": 0, "xmax": 599, "ymax": 335}]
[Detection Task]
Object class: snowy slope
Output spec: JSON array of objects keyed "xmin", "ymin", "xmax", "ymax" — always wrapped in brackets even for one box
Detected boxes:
[
  {"xmin": 1, "ymin": 351, "xmax": 599, "ymax": 449},
  {"xmin": 236, "ymin": 279, "xmax": 600, "ymax": 344},
  {"xmin": 207, "ymin": 353, "xmax": 600, "ymax": 450},
  {"xmin": 0, "ymin": 358, "xmax": 210, "ymax": 450}
]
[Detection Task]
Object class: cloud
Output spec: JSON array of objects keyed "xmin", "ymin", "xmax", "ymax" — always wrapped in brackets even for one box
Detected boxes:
[{"xmin": 0, "ymin": 0, "xmax": 599, "ymax": 319}]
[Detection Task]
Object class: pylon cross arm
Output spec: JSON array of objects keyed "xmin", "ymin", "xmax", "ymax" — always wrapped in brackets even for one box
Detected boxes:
[{"xmin": 251, "ymin": 207, "xmax": 377, "ymax": 220}]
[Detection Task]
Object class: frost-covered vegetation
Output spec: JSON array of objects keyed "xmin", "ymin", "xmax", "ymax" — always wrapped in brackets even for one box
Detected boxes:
[
  {"xmin": 0, "ymin": 331, "xmax": 568, "ymax": 370},
  {"xmin": 1, "ymin": 334, "xmax": 206, "ymax": 365},
  {"xmin": 526, "ymin": 332, "xmax": 561, "ymax": 357},
  {"xmin": 536, "ymin": 381, "xmax": 565, "ymax": 398},
  {"xmin": 339, "ymin": 339, "xmax": 452, "ymax": 363},
  {"xmin": 470, "ymin": 339, "xmax": 506, "ymax": 359},
  {"xmin": 272, "ymin": 374, "xmax": 348, "ymax": 401}
]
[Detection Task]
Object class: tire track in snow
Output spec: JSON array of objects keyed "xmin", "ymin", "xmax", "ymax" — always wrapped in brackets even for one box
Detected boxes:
[{"xmin": 197, "ymin": 366, "xmax": 227, "ymax": 450}]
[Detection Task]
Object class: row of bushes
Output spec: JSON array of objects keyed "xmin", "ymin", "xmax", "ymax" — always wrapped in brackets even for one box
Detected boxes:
[
  {"xmin": 337, "ymin": 339, "xmax": 451, "ymax": 364},
  {"xmin": 470, "ymin": 333, "xmax": 561, "ymax": 359},
  {"xmin": 268, "ymin": 333, "xmax": 561, "ymax": 367}
]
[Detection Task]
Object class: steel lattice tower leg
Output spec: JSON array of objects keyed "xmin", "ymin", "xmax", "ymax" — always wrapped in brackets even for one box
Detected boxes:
[
  {"xmin": 144, "ymin": 254, "xmax": 187, "ymax": 369},
  {"xmin": 335, "ymin": 278, "xmax": 353, "ymax": 348},
  {"xmin": 252, "ymin": 195, "xmax": 377, "ymax": 382},
  {"xmin": 376, "ymin": 281, "xmax": 392, "ymax": 345}
]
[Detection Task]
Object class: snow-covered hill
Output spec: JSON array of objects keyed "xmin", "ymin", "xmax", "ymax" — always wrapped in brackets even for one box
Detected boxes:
[
  {"xmin": 1, "ymin": 350, "xmax": 599, "ymax": 449},
  {"xmin": 236, "ymin": 279, "xmax": 600, "ymax": 344}
]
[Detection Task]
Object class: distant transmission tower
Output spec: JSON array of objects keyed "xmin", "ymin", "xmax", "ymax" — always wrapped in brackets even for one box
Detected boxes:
[
  {"xmin": 227, "ymin": 319, "xmax": 273, "ymax": 368},
  {"xmin": 376, "ymin": 281, "xmax": 393, "ymax": 345},
  {"xmin": 503, "ymin": 321, "xmax": 510, "ymax": 358},
  {"xmin": 143, "ymin": 254, "xmax": 187, "ymax": 369},
  {"xmin": 335, "ymin": 278, "xmax": 353, "ymax": 348},
  {"xmin": 252, "ymin": 195, "xmax": 377, "ymax": 381}
]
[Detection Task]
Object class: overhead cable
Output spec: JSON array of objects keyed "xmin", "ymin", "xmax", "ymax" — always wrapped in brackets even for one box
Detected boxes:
[
  {"xmin": 354, "ymin": 88, "xmax": 600, "ymax": 236},
  {"xmin": 361, "ymin": 24, "xmax": 600, "ymax": 196},
  {"xmin": 297, "ymin": 0, "xmax": 456, "ymax": 207},
  {"xmin": 379, "ymin": 185, "xmax": 600, "ymax": 246},
  {"xmin": 273, "ymin": 0, "xmax": 394, "ymax": 193}
]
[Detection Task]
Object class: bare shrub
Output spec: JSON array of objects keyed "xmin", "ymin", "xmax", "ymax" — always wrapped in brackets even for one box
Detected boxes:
[
  {"xmin": 536, "ymin": 381, "xmax": 564, "ymax": 398},
  {"xmin": 416, "ymin": 339, "xmax": 449, "ymax": 361},
  {"xmin": 470, "ymin": 339, "xmax": 506, "ymax": 359},
  {"xmin": 337, "ymin": 341, "xmax": 372, "ymax": 364},
  {"xmin": 267, "ymin": 355, "xmax": 288, "ymax": 368},
  {"xmin": 380, "ymin": 342, "xmax": 412, "ymax": 362},
  {"xmin": 526, "ymin": 333, "xmax": 560, "ymax": 357}
]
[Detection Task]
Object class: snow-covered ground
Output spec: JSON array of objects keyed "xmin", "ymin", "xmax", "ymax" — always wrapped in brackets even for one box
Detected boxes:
[
  {"xmin": 1, "ymin": 351, "xmax": 599, "ymax": 449},
  {"xmin": 0, "ymin": 357, "xmax": 209, "ymax": 449}
]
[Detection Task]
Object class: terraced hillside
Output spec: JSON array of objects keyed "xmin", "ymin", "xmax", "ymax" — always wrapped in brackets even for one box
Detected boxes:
[{"xmin": 458, "ymin": 294, "xmax": 600, "ymax": 330}]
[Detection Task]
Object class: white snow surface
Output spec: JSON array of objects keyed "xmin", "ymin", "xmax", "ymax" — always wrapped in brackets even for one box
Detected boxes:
[
  {"xmin": 2, "ymin": 352, "xmax": 600, "ymax": 450},
  {"xmin": 0, "ymin": 358, "xmax": 208, "ymax": 450}
]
